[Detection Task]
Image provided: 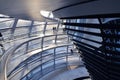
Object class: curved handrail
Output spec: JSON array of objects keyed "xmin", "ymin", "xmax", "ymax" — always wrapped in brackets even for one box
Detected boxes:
[
  {"xmin": 21, "ymin": 62, "xmax": 67, "ymax": 80},
  {"xmin": 8, "ymin": 45, "xmax": 72, "ymax": 78},
  {"xmin": 0, "ymin": 33, "xmax": 70, "ymax": 80},
  {"xmin": 0, "ymin": 36, "xmax": 41, "ymax": 80},
  {"xmin": 13, "ymin": 34, "xmax": 69, "ymax": 57},
  {"xmin": 9, "ymin": 52, "xmax": 72, "ymax": 80},
  {"xmin": 20, "ymin": 52, "xmax": 80, "ymax": 80}
]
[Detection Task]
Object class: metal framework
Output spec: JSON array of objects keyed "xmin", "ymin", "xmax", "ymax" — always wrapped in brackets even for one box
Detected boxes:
[
  {"xmin": 0, "ymin": 14, "xmax": 81, "ymax": 80},
  {"xmin": 62, "ymin": 17, "xmax": 120, "ymax": 80}
]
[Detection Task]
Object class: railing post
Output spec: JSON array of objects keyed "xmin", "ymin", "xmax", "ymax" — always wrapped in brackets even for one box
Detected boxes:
[
  {"xmin": 41, "ymin": 51, "xmax": 43, "ymax": 76},
  {"xmin": 25, "ymin": 21, "xmax": 34, "ymax": 54},
  {"xmin": 41, "ymin": 37, "xmax": 44, "ymax": 50},
  {"xmin": 53, "ymin": 48, "xmax": 56, "ymax": 69},
  {"xmin": 66, "ymin": 45, "xmax": 69, "ymax": 66}
]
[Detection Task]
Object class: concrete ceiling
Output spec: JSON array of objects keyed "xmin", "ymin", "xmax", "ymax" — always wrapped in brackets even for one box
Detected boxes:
[{"xmin": 0, "ymin": 0, "xmax": 87, "ymax": 21}]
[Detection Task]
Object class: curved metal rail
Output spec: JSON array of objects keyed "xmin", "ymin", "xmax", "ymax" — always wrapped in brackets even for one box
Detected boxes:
[
  {"xmin": 8, "ymin": 45, "xmax": 73, "ymax": 80},
  {"xmin": 0, "ymin": 33, "xmax": 71, "ymax": 80}
]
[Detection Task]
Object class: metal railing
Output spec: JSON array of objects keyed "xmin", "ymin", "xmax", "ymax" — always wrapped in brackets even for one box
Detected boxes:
[
  {"xmin": 0, "ymin": 31, "xmax": 72, "ymax": 80},
  {"xmin": 8, "ymin": 45, "xmax": 74, "ymax": 80}
]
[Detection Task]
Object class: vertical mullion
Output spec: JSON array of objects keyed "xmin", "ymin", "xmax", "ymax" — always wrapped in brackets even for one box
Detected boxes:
[
  {"xmin": 55, "ymin": 21, "xmax": 60, "ymax": 44},
  {"xmin": 28, "ymin": 21, "xmax": 34, "ymax": 38},
  {"xmin": 11, "ymin": 18, "xmax": 18, "ymax": 40},
  {"xmin": 43, "ymin": 12, "xmax": 51, "ymax": 35}
]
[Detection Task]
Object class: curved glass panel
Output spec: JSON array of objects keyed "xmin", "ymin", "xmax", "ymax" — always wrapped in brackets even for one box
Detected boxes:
[{"xmin": 0, "ymin": 13, "xmax": 80, "ymax": 80}]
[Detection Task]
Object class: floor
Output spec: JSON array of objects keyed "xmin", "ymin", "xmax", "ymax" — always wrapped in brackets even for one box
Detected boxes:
[{"xmin": 40, "ymin": 66, "xmax": 90, "ymax": 80}]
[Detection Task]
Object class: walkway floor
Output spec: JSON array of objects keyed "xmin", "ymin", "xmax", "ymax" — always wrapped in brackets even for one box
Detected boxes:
[{"xmin": 40, "ymin": 66, "xmax": 90, "ymax": 80}]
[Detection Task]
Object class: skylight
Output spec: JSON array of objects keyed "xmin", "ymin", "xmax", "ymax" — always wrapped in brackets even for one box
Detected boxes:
[{"xmin": 40, "ymin": 10, "xmax": 54, "ymax": 18}]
